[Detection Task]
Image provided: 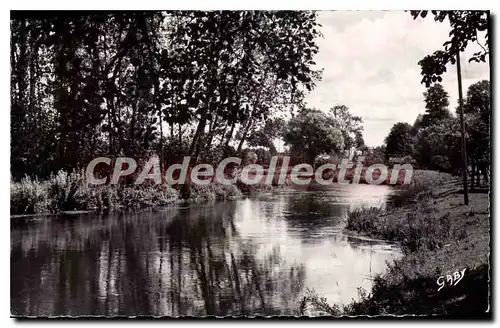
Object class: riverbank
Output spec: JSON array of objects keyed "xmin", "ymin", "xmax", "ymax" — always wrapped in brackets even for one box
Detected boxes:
[
  {"xmin": 304, "ymin": 170, "xmax": 490, "ymax": 317},
  {"xmin": 11, "ymin": 170, "xmax": 282, "ymax": 216},
  {"xmin": 10, "ymin": 162, "xmax": 410, "ymax": 217}
]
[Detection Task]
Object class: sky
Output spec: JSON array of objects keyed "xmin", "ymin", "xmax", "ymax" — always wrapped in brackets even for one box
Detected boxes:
[{"xmin": 305, "ymin": 11, "xmax": 490, "ymax": 147}]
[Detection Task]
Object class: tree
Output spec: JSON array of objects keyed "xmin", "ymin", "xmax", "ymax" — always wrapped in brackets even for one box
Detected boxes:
[
  {"xmin": 365, "ymin": 146, "xmax": 386, "ymax": 165},
  {"xmin": 414, "ymin": 117, "xmax": 461, "ymax": 171},
  {"xmin": 354, "ymin": 131, "xmax": 365, "ymax": 149},
  {"xmin": 411, "ymin": 114, "xmax": 424, "ymax": 136},
  {"xmin": 10, "ymin": 11, "xmax": 322, "ymax": 179},
  {"xmin": 463, "ymin": 80, "xmax": 490, "ymax": 118},
  {"xmin": 421, "ymin": 84, "xmax": 451, "ymax": 128},
  {"xmin": 232, "ymin": 12, "xmax": 322, "ymax": 155},
  {"xmin": 463, "ymin": 80, "xmax": 490, "ymax": 188},
  {"xmin": 329, "ymin": 105, "xmax": 364, "ymax": 153},
  {"xmin": 246, "ymin": 117, "xmax": 285, "ymax": 155},
  {"xmin": 283, "ymin": 108, "xmax": 344, "ymax": 165},
  {"xmin": 409, "ymin": 10, "xmax": 489, "ymax": 204},
  {"xmin": 410, "ymin": 11, "xmax": 489, "ymax": 87},
  {"xmin": 384, "ymin": 123, "xmax": 414, "ymax": 160},
  {"xmin": 155, "ymin": 11, "xmax": 322, "ymax": 160}
]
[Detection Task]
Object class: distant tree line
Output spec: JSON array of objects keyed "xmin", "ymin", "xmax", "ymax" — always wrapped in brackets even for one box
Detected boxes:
[{"xmin": 382, "ymin": 80, "xmax": 490, "ymax": 188}]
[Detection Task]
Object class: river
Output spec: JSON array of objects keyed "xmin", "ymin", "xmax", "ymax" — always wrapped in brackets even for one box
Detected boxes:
[{"xmin": 11, "ymin": 184, "xmax": 402, "ymax": 317}]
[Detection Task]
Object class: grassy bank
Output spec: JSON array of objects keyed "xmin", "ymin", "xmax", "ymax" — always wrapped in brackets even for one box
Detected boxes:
[
  {"xmin": 11, "ymin": 171, "xmax": 179, "ymax": 215},
  {"xmin": 10, "ymin": 170, "xmax": 253, "ymax": 216},
  {"xmin": 304, "ymin": 170, "xmax": 490, "ymax": 317}
]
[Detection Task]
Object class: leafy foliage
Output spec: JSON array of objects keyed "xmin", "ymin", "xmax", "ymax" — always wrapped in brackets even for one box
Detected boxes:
[
  {"xmin": 11, "ymin": 11, "xmax": 321, "ymax": 179},
  {"xmin": 329, "ymin": 105, "xmax": 364, "ymax": 151},
  {"xmin": 421, "ymin": 84, "xmax": 451, "ymax": 128},
  {"xmin": 409, "ymin": 10, "xmax": 489, "ymax": 87},
  {"xmin": 463, "ymin": 80, "xmax": 490, "ymax": 187},
  {"xmin": 384, "ymin": 123, "xmax": 414, "ymax": 159},
  {"xmin": 283, "ymin": 108, "xmax": 344, "ymax": 164},
  {"xmin": 413, "ymin": 116, "xmax": 461, "ymax": 171}
]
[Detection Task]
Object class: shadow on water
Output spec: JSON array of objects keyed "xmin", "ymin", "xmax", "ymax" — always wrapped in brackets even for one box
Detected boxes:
[{"xmin": 11, "ymin": 185, "xmax": 401, "ymax": 317}]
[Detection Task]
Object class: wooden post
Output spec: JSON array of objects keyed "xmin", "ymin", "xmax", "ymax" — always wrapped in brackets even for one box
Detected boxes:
[{"xmin": 456, "ymin": 50, "xmax": 469, "ymax": 205}]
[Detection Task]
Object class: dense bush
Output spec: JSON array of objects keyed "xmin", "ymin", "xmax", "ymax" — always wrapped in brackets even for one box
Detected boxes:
[
  {"xmin": 431, "ymin": 155, "xmax": 451, "ymax": 172},
  {"xmin": 188, "ymin": 182, "xmax": 243, "ymax": 201}
]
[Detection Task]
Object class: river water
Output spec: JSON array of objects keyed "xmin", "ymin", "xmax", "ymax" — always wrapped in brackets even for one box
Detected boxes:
[{"xmin": 11, "ymin": 184, "xmax": 402, "ymax": 317}]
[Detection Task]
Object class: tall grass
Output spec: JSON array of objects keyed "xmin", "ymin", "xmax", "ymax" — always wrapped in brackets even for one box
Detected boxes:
[
  {"xmin": 407, "ymin": 170, "xmax": 455, "ymax": 188},
  {"xmin": 11, "ymin": 170, "xmax": 180, "ymax": 215},
  {"xmin": 346, "ymin": 203, "xmax": 465, "ymax": 255},
  {"xmin": 11, "ymin": 169, "xmax": 258, "ymax": 215},
  {"xmin": 10, "ymin": 176, "xmax": 51, "ymax": 214},
  {"xmin": 48, "ymin": 170, "xmax": 85, "ymax": 211}
]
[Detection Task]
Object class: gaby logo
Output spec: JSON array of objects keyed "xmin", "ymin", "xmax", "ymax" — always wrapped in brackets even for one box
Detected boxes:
[
  {"xmin": 85, "ymin": 156, "xmax": 414, "ymax": 186},
  {"xmin": 437, "ymin": 268, "xmax": 467, "ymax": 292}
]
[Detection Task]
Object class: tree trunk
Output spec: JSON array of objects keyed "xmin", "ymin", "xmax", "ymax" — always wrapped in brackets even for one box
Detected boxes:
[
  {"xmin": 456, "ymin": 51, "xmax": 469, "ymax": 205},
  {"xmin": 28, "ymin": 32, "xmax": 37, "ymax": 126},
  {"xmin": 178, "ymin": 122, "xmax": 182, "ymax": 147},
  {"xmin": 189, "ymin": 114, "xmax": 208, "ymax": 158},
  {"xmin": 224, "ymin": 122, "xmax": 236, "ymax": 148},
  {"xmin": 470, "ymin": 160, "xmax": 476, "ymax": 191},
  {"xmin": 205, "ymin": 115, "xmax": 220, "ymax": 151},
  {"xmin": 236, "ymin": 119, "xmax": 254, "ymax": 153}
]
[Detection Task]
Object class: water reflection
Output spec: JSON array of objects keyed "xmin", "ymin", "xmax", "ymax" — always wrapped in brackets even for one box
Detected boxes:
[{"xmin": 11, "ymin": 184, "xmax": 401, "ymax": 316}]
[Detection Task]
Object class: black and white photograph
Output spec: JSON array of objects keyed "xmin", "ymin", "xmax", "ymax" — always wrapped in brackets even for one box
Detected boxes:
[{"xmin": 9, "ymin": 9, "xmax": 491, "ymax": 318}]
